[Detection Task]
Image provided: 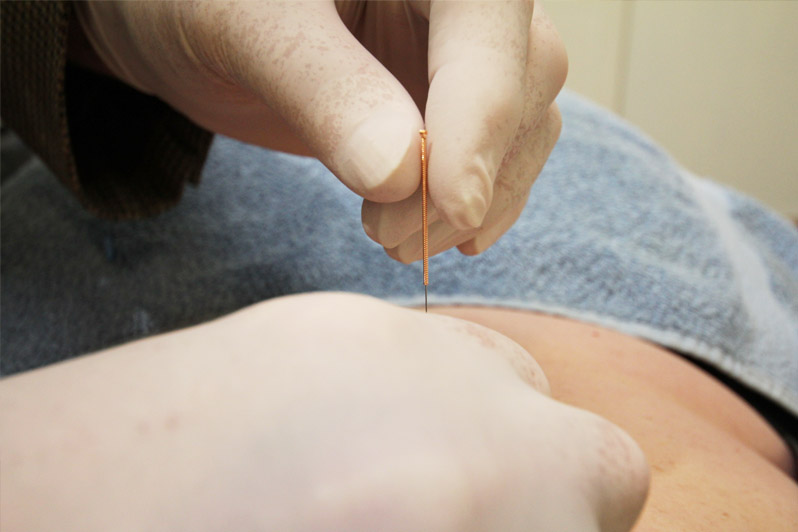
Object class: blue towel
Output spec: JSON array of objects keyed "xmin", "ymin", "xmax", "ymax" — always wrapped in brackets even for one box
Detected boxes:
[{"xmin": 2, "ymin": 91, "xmax": 797, "ymax": 421}]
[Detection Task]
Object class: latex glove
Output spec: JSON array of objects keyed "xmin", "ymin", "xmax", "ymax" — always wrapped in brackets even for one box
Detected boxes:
[
  {"xmin": 75, "ymin": 1, "xmax": 566, "ymax": 259},
  {"xmin": 2, "ymin": 293, "xmax": 648, "ymax": 531},
  {"xmin": 359, "ymin": 2, "xmax": 567, "ymax": 261}
]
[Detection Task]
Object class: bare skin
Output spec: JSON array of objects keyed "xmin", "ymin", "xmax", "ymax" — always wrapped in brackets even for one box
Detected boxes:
[
  {"xmin": 1, "ymin": 294, "xmax": 796, "ymax": 530},
  {"xmin": 433, "ymin": 306, "xmax": 798, "ymax": 531}
]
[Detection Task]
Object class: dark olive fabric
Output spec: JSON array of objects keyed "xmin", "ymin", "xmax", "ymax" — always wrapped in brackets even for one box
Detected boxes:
[{"xmin": 1, "ymin": 1, "xmax": 212, "ymax": 219}]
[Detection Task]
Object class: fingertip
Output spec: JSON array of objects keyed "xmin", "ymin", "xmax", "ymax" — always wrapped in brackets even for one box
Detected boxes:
[
  {"xmin": 435, "ymin": 187, "xmax": 490, "ymax": 231},
  {"xmin": 548, "ymin": 103, "xmax": 563, "ymax": 141},
  {"xmin": 362, "ymin": 189, "xmax": 433, "ymax": 250},
  {"xmin": 384, "ymin": 245, "xmax": 415, "ymax": 265},
  {"xmin": 456, "ymin": 229, "xmax": 496, "ymax": 256},
  {"xmin": 456, "ymin": 239, "xmax": 481, "ymax": 256},
  {"xmin": 334, "ymin": 107, "xmax": 422, "ymax": 203},
  {"xmin": 360, "ymin": 200, "xmax": 381, "ymax": 244},
  {"xmin": 456, "ymin": 199, "xmax": 527, "ymax": 257}
]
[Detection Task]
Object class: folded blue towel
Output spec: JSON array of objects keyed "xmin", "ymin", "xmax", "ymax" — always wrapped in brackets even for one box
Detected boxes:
[{"xmin": 2, "ymin": 92, "xmax": 797, "ymax": 423}]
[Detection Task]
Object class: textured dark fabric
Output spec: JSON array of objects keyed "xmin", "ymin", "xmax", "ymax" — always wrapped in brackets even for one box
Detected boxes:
[
  {"xmin": 1, "ymin": 1, "xmax": 213, "ymax": 219},
  {"xmin": 1, "ymin": 1, "xmax": 74, "ymax": 184},
  {"xmin": 64, "ymin": 64, "xmax": 214, "ymax": 219}
]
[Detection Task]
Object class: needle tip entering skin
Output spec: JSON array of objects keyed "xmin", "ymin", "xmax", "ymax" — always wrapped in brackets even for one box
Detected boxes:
[{"xmin": 425, "ymin": 285, "xmax": 428, "ymax": 313}]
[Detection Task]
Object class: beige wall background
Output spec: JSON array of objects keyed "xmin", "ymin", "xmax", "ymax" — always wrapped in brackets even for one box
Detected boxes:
[{"xmin": 544, "ymin": 0, "xmax": 798, "ymax": 218}]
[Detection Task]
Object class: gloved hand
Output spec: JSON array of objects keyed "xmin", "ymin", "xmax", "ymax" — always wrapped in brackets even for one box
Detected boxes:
[
  {"xmin": 75, "ymin": 1, "xmax": 566, "ymax": 260},
  {"xmin": 2, "ymin": 293, "xmax": 649, "ymax": 531}
]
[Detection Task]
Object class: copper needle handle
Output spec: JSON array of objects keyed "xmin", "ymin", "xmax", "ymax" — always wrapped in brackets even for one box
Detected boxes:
[{"xmin": 420, "ymin": 129, "xmax": 429, "ymax": 312}]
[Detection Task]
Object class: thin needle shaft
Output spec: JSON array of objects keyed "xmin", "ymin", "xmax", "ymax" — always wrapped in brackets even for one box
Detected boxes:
[{"xmin": 420, "ymin": 129, "xmax": 429, "ymax": 312}]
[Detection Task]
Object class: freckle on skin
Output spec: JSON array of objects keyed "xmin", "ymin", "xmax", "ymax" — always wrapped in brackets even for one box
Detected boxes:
[
  {"xmin": 450, "ymin": 319, "xmax": 545, "ymax": 390},
  {"xmin": 595, "ymin": 419, "xmax": 635, "ymax": 485},
  {"xmin": 459, "ymin": 321, "xmax": 499, "ymax": 351},
  {"xmin": 136, "ymin": 421, "xmax": 150, "ymax": 436},
  {"xmin": 164, "ymin": 414, "xmax": 180, "ymax": 431}
]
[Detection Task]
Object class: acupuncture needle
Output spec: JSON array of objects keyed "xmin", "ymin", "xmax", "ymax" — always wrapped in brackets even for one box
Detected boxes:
[{"xmin": 420, "ymin": 129, "xmax": 429, "ymax": 313}]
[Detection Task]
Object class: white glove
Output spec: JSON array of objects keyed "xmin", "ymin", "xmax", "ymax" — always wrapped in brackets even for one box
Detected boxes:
[
  {"xmin": 75, "ymin": 1, "xmax": 566, "ymax": 259},
  {"xmin": 2, "ymin": 294, "xmax": 648, "ymax": 532}
]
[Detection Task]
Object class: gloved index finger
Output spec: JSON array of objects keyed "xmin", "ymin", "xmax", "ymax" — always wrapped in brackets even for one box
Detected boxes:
[{"xmin": 424, "ymin": 0, "xmax": 533, "ymax": 230}]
